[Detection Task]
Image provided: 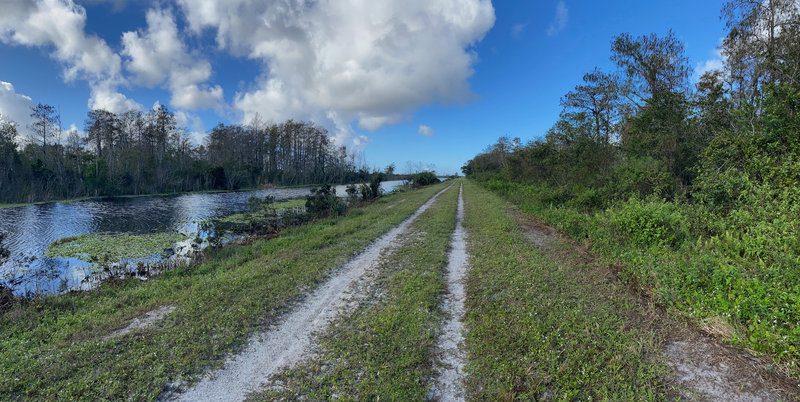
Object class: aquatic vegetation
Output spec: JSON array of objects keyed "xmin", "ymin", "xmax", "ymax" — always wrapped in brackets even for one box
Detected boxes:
[
  {"xmin": 215, "ymin": 199, "xmax": 306, "ymax": 224},
  {"xmin": 45, "ymin": 232, "xmax": 189, "ymax": 264}
]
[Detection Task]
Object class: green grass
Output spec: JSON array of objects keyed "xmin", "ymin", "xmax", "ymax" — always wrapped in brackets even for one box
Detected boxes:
[
  {"xmin": 460, "ymin": 180, "xmax": 668, "ymax": 399},
  {"xmin": 480, "ymin": 179, "xmax": 800, "ymax": 378},
  {"xmin": 254, "ymin": 182, "xmax": 459, "ymax": 400},
  {"xmin": 45, "ymin": 232, "xmax": 189, "ymax": 263},
  {"xmin": 0, "ymin": 181, "xmax": 451, "ymax": 400}
]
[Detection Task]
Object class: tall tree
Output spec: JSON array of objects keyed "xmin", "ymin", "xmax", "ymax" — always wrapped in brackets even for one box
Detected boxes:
[
  {"xmin": 561, "ymin": 68, "xmax": 621, "ymax": 143},
  {"xmin": 29, "ymin": 103, "xmax": 58, "ymax": 157},
  {"xmin": 610, "ymin": 31, "xmax": 690, "ymax": 105},
  {"xmin": 722, "ymin": 0, "xmax": 800, "ymax": 106}
]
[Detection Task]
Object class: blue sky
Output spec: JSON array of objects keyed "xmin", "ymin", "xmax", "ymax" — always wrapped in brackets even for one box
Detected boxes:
[{"xmin": 0, "ymin": 0, "xmax": 728, "ymax": 175}]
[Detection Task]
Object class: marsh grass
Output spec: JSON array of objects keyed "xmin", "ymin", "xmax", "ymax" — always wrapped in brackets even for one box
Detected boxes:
[{"xmin": 0, "ymin": 182, "xmax": 450, "ymax": 400}]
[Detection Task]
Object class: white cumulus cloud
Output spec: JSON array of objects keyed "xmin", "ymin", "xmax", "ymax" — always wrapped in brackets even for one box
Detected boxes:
[
  {"xmin": 0, "ymin": 81, "xmax": 36, "ymax": 134},
  {"xmin": 121, "ymin": 8, "xmax": 224, "ymax": 111},
  {"xmin": 546, "ymin": 1, "xmax": 568, "ymax": 37},
  {"xmin": 177, "ymin": 0, "xmax": 495, "ymax": 147},
  {"xmin": 418, "ymin": 124, "xmax": 435, "ymax": 137},
  {"xmin": 0, "ymin": 0, "xmax": 138, "ymax": 114}
]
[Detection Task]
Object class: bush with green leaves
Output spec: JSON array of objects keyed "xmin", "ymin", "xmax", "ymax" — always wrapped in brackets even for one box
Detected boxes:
[
  {"xmin": 359, "ymin": 173, "xmax": 385, "ymax": 200},
  {"xmin": 606, "ymin": 197, "xmax": 688, "ymax": 249},
  {"xmin": 345, "ymin": 184, "xmax": 358, "ymax": 199},
  {"xmin": 410, "ymin": 171, "xmax": 439, "ymax": 187},
  {"xmin": 305, "ymin": 184, "xmax": 346, "ymax": 217},
  {"xmin": 247, "ymin": 194, "xmax": 276, "ymax": 212},
  {"xmin": 601, "ymin": 156, "xmax": 674, "ymax": 201}
]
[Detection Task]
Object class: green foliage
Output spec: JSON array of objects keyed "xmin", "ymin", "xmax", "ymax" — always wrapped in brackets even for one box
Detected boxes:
[
  {"xmin": 345, "ymin": 183, "xmax": 358, "ymax": 199},
  {"xmin": 607, "ymin": 197, "xmax": 688, "ymax": 249},
  {"xmin": 247, "ymin": 194, "xmax": 275, "ymax": 212},
  {"xmin": 464, "ymin": 3, "xmax": 800, "ymax": 379},
  {"xmin": 2, "ymin": 107, "xmax": 369, "ymax": 204},
  {"xmin": 567, "ymin": 187, "xmax": 603, "ymax": 211},
  {"xmin": 603, "ymin": 156, "xmax": 673, "ymax": 200},
  {"xmin": 359, "ymin": 172, "xmax": 385, "ymax": 200},
  {"xmin": 305, "ymin": 184, "xmax": 346, "ymax": 217},
  {"xmin": 410, "ymin": 171, "xmax": 440, "ymax": 187},
  {"xmin": 479, "ymin": 178, "xmax": 800, "ymax": 376}
]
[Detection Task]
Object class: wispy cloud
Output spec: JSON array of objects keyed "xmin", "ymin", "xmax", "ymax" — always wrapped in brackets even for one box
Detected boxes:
[
  {"xmin": 511, "ymin": 23, "xmax": 528, "ymax": 39},
  {"xmin": 418, "ymin": 124, "xmax": 435, "ymax": 137},
  {"xmin": 546, "ymin": 1, "xmax": 568, "ymax": 37}
]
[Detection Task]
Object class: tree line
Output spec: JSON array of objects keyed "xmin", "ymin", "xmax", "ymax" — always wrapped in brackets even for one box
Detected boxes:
[
  {"xmin": 464, "ymin": 0, "xmax": 800, "ymax": 212},
  {"xmin": 0, "ymin": 105, "xmax": 368, "ymax": 204}
]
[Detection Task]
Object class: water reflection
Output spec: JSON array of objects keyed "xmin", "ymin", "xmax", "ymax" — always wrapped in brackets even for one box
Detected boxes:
[{"xmin": 0, "ymin": 180, "xmax": 404, "ymax": 295}]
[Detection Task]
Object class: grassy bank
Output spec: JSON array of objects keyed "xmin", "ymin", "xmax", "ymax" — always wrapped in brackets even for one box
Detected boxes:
[
  {"xmin": 0, "ymin": 181, "xmax": 450, "ymax": 400},
  {"xmin": 256, "ymin": 181, "xmax": 459, "ymax": 400},
  {"xmin": 479, "ymin": 178, "xmax": 800, "ymax": 379},
  {"xmin": 461, "ymin": 180, "xmax": 667, "ymax": 399}
]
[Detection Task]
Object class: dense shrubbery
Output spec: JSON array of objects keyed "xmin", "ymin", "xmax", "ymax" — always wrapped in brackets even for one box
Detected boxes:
[
  {"xmin": 607, "ymin": 197, "xmax": 688, "ymax": 249},
  {"xmin": 465, "ymin": 1, "xmax": 800, "ymax": 373},
  {"xmin": 409, "ymin": 171, "xmax": 440, "ymax": 187}
]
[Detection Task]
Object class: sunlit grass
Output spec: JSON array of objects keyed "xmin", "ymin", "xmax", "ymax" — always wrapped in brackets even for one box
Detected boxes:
[
  {"xmin": 0, "ymin": 182, "xmax": 450, "ymax": 400},
  {"xmin": 461, "ymin": 180, "xmax": 667, "ymax": 399},
  {"xmin": 254, "ymin": 181, "xmax": 458, "ymax": 400}
]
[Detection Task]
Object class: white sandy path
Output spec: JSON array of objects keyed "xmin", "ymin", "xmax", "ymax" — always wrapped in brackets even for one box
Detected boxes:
[
  {"xmin": 432, "ymin": 182, "xmax": 469, "ymax": 402},
  {"xmin": 177, "ymin": 184, "xmax": 454, "ymax": 402}
]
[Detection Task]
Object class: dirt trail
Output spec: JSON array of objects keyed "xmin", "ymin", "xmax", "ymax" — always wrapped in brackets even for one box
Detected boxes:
[
  {"xmin": 175, "ymin": 185, "xmax": 453, "ymax": 402},
  {"xmin": 431, "ymin": 183, "xmax": 469, "ymax": 401},
  {"xmin": 511, "ymin": 208, "xmax": 798, "ymax": 401}
]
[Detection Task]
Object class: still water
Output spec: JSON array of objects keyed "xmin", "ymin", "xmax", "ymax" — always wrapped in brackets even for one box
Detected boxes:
[{"xmin": 0, "ymin": 180, "xmax": 405, "ymax": 295}]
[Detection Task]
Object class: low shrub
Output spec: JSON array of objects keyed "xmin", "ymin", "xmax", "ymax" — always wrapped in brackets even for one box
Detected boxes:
[
  {"xmin": 359, "ymin": 173, "xmax": 385, "ymax": 201},
  {"xmin": 410, "ymin": 171, "xmax": 440, "ymax": 187},
  {"xmin": 606, "ymin": 197, "xmax": 688, "ymax": 249},
  {"xmin": 567, "ymin": 187, "xmax": 604, "ymax": 211},
  {"xmin": 306, "ymin": 184, "xmax": 346, "ymax": 217}
]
